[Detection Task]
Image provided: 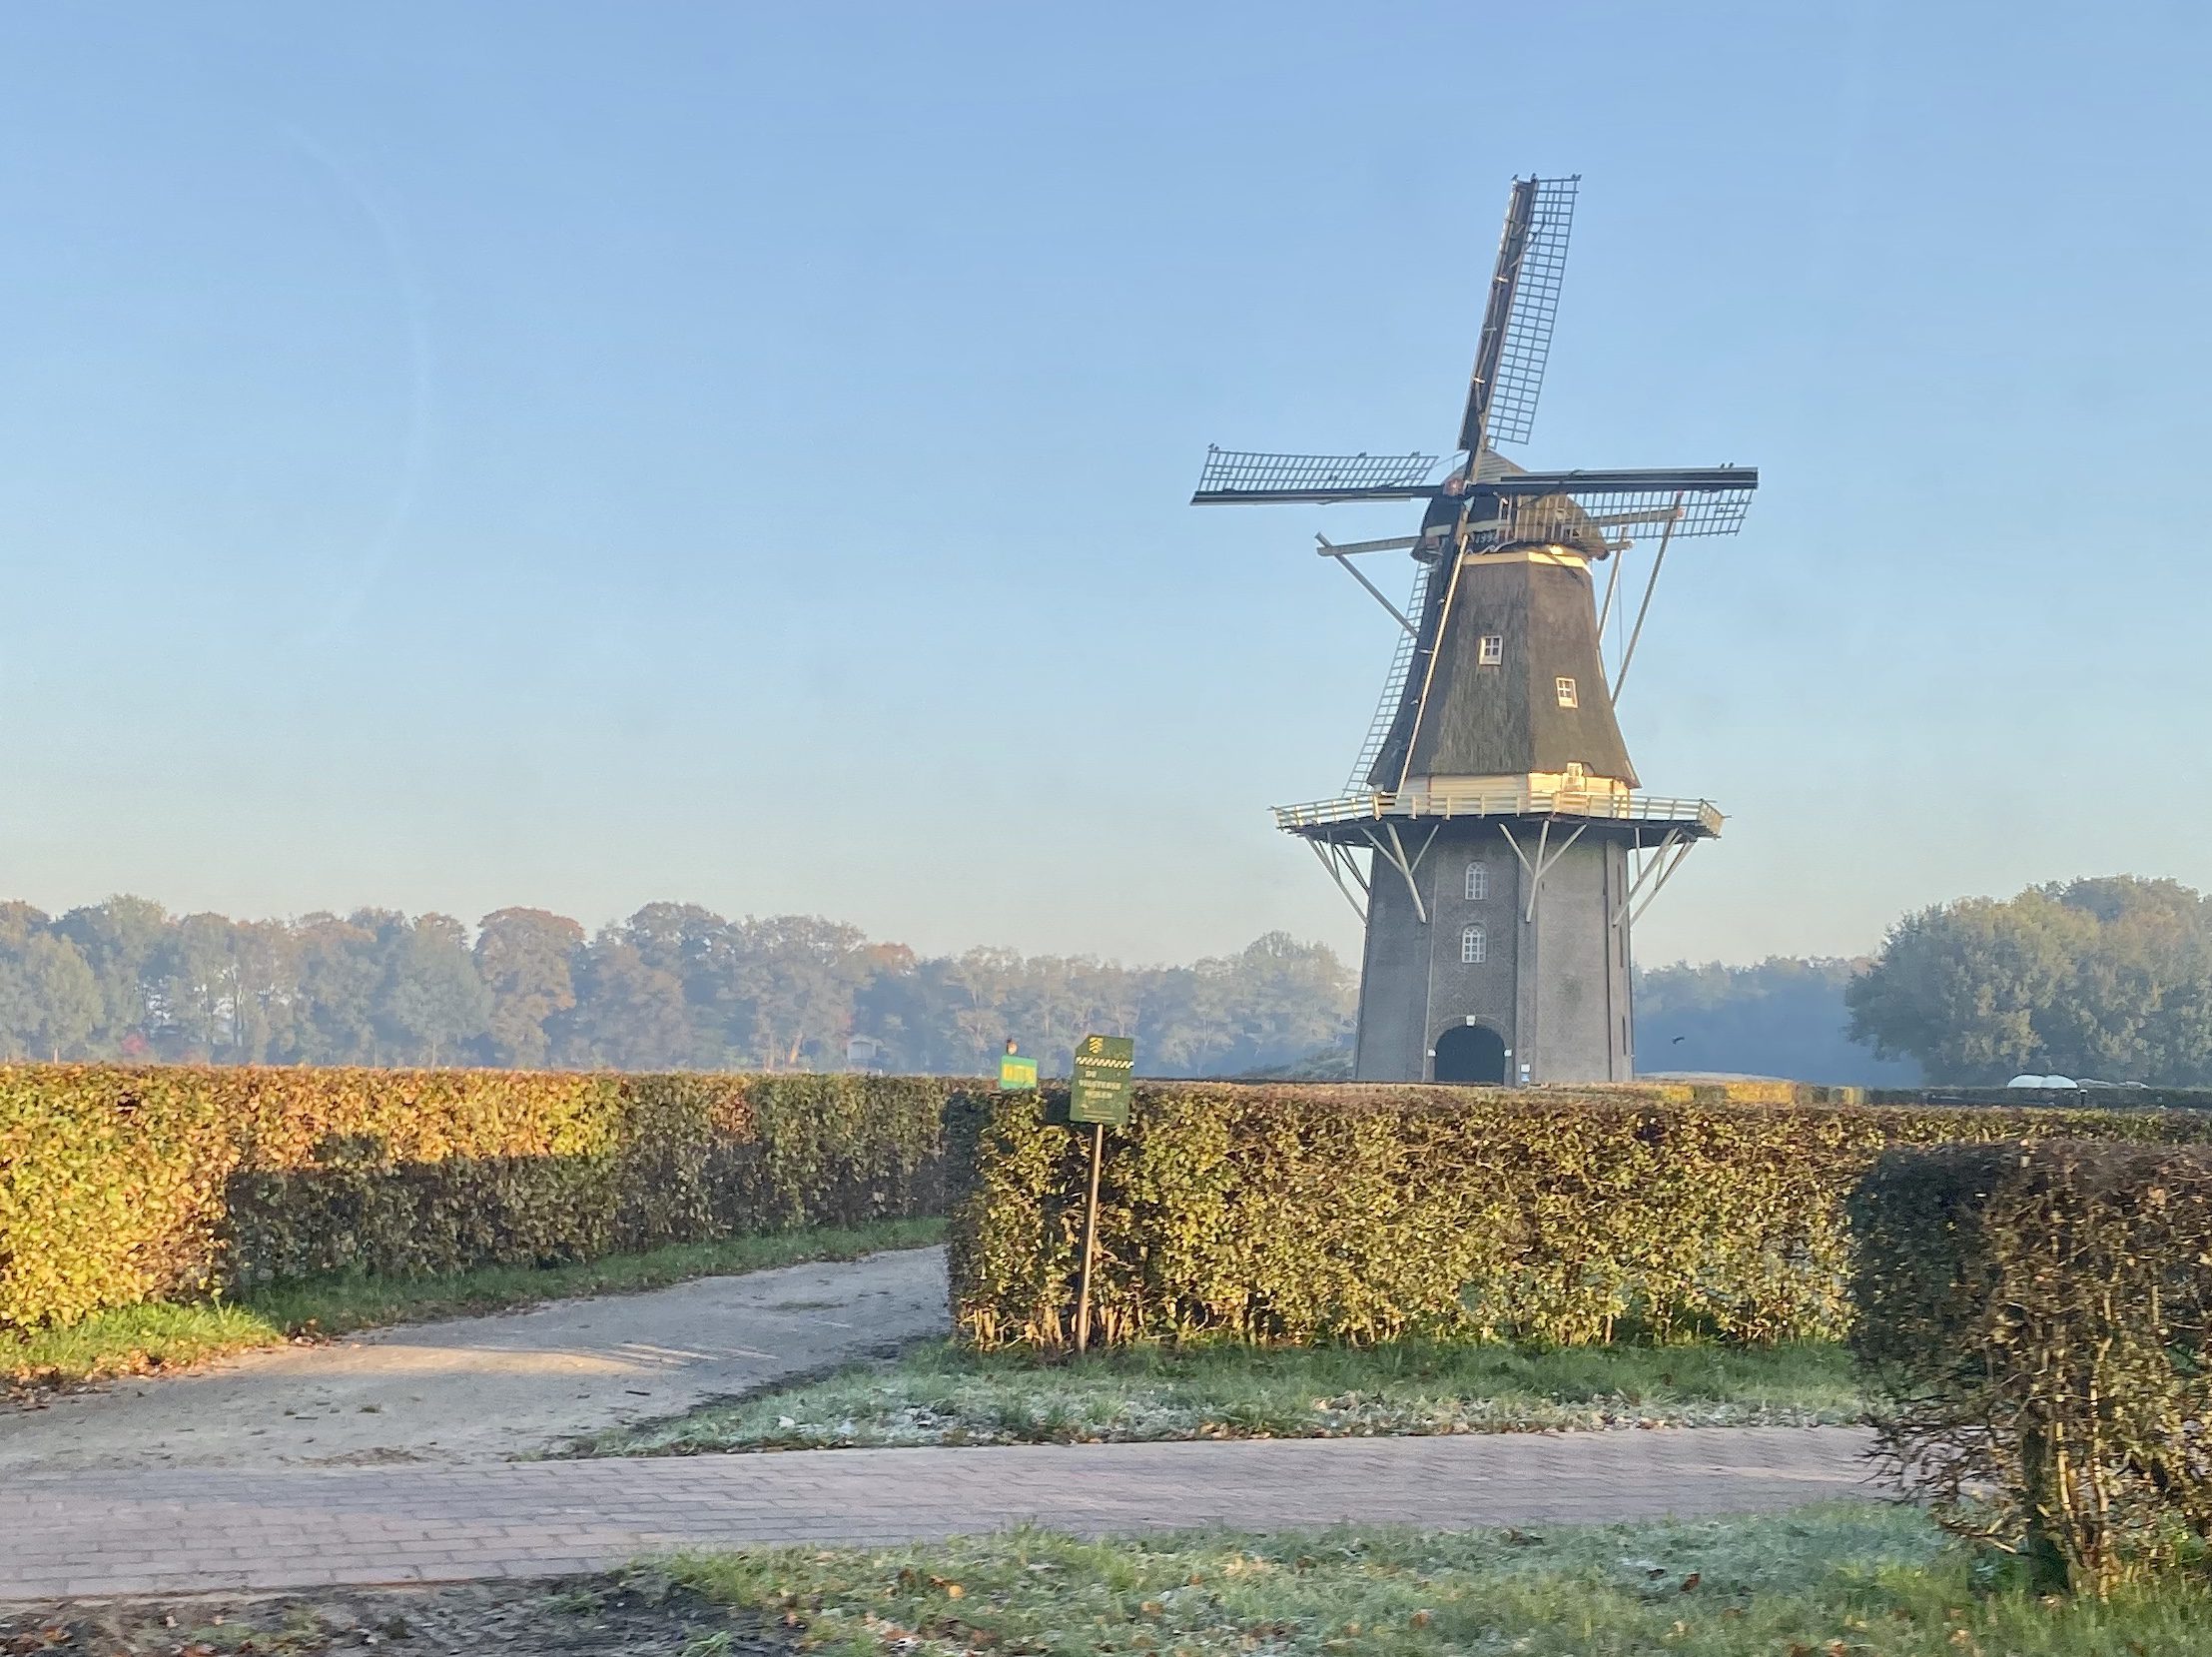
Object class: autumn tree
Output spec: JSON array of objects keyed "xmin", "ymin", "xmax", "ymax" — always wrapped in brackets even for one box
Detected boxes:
[{"xmin": 473, "ymin": 907, "xmax": 583, "ymax": 1067}]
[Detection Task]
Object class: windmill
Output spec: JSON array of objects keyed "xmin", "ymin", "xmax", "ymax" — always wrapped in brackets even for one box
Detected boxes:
[{"xmin": 1192, "ymin": 175, "xmax": 1756, "ymax": 1085}]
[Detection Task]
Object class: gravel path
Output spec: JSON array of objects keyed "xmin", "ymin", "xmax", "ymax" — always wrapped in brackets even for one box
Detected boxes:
[
  {"xmin": 0, "ymin": 1247, "xmax": 948, "ymax": 1475},
  {"xmin": 1, "ymin": 1427, "xmax": 1883, "ymax": 1600}
]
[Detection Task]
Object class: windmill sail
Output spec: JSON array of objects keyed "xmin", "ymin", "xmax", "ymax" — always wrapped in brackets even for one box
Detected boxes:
[
  {"xmin": 1192, "ymin": 448, "xmax": 1439, "ymax": 504},
  {"xmin": 1343, "ymin": 556, "xmax": 1433, "ymax": 792},
  {"xmin": 1458, "ymin": 176, "xmax": 1578, "ymax": 456}
]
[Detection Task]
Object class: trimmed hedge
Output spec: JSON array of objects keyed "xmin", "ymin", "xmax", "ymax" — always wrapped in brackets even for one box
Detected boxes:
[
  {"xmin": 1849, "ymin": 1140, "xmax": 2212, "ymax": 1593},
  {"xmin": 947, "ymin": 1083, "xmax": 2212, "ymax": 1351},
  {"xmin": 0, "ymin": 1065, "xmax": 957, "ymax": 1329}
]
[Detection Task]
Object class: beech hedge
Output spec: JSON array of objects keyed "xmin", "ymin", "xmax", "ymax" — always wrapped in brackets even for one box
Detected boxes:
[
  {"xmin": 0, "ymin": 1065, "xmax": 956, "ymax": 1329},
  {"xmin": 947, "ymin": 1083, "xmax": 2212, "ymax": 1351},
  {"xmin": 1850, "ymin": 1140, "xmax": 2212, "ymax": 1593}
]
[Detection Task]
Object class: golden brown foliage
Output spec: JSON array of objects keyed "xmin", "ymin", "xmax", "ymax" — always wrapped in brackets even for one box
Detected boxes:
[
  {"xmin": 0, "ymin": 1065, "xmax": 955, "ymax": 1329},
  {"xmin": 948, "ymin": 1082, "xmax": 2212, "ymax": 1351}
]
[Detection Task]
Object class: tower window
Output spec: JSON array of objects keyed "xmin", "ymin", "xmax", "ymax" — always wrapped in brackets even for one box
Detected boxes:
[
  {"xmin": 1556, "ymin": 677, "xmax": 1578, "ymax": 708},
  {"xmin": 1461, "ymin": 924, "xmax": 1486, "ymax": 964},
  {"xmin": 1478, "ymin": 634, "xmax": 1503, "ymax": 665},
  {"xmin": 1465, "ymin": 862, "xmax": 1488, "ymax": 901}
]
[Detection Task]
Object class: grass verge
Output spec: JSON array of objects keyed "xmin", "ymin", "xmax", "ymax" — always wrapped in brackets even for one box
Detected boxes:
[
  {"xmin": 674, "ymin": 1503, "xmax": 2210, "ymax": 1656},
  {"xmin": 1, "ymin": 1217, "xmax": 945, "ymax": 1392},
  {"xmin": 597, "ymin": 1333, "xmax": 1860, "ymax": 1454}
]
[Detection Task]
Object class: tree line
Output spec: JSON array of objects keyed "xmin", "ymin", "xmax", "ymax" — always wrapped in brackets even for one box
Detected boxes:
[
  {"xmin": 1846, "ymin": 875, "xmax": 2212, "ymax": 1085},
  {"xmin": 5, "ymin": 874, "xmax": 2202, "ymax": 1083},
  {"xmin": 0, "ymin": 897, "xmax": 1355, "ymax": 1078},
  {"xmin": 1640, "ymin": 875, "xmax": 2212, "ymax": 1088}
]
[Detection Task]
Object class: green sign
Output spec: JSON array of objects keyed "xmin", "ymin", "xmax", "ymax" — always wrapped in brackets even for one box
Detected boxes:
[
  {"xmin": 998, "ymin": 1053, "xmax": 1039, "ymax": 1091},
  {"xmin": 1069, "ymin": 1034, "xmax": 1134, "ymax": 1127}
]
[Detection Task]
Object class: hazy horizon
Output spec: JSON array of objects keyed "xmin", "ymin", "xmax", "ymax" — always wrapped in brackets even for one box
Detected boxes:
[
  {"xmin": 7, "ymin": 4, "xmax": 2209, "ymax": 968},
  {"xmin": 3, "ymin": 883, "xmax": 1915, "ymax": 974},
  {"xmin": 3, "ymin": 863, "xmax": 2177, "ymax": 972}
]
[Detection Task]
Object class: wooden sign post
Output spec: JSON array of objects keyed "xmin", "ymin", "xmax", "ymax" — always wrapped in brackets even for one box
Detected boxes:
[{"xmin": 1067, "ymin": 1034, "xmax": 1134, "ymax": 1353}]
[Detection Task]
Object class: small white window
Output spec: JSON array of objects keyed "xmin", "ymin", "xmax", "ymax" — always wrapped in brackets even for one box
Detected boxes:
[
  {"xmin": 1460, "ymin": 924, "xmax": 1486, "ymax": 964},
  {"xmin": 1478, "ymin": 634, "xmax": 1503, "ymax": 666},
  {"xmin": 1556, "ymin": 676, "xmax": 1578, "ymax": 708},
  {"xmin": 1464, "ymin": 862, "xmax": 1488, "ymax": 901}
]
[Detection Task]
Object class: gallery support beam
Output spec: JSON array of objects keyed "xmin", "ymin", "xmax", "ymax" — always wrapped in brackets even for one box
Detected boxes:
[
  {"xmin": 1611, "ymin": 829, "xmax": 1686, "ymax": 926},
  {"xmin": 1360, "ymin": 820, "xmax": 1441, "ymax": 924},
  {"xmin": 1628, "ymin": 835, "xmax": 1699, "ymax": 927},
  {"xmin": 1306, "ymin": 837, "xmax": 1370, "ymax": 924},
  {"xmin": 1497, "ymin": 820, "xmax": 1589, "ymax": 924}
]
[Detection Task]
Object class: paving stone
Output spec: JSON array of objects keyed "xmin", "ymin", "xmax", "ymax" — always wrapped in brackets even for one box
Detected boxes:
[{"xmin": 0, "ymin": 1427, "xmax": 1881, "ymax": 1600}]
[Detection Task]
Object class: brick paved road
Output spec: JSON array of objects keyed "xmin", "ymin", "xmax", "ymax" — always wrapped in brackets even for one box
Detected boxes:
[{"xmin": 2, "ymin": 1427, "xmax": 1879, "ymax": 1600}]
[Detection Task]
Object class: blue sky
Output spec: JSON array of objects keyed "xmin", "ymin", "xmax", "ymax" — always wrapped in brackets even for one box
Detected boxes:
[{"xmin": 3, "ymin": 2, "xmax": 2208, "ymax": 966}]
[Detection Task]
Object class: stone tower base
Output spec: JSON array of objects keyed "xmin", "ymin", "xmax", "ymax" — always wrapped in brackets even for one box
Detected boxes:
[{"xmin": 1352, "ymin": 819, "xmax": 1635, "ymax": 1084}]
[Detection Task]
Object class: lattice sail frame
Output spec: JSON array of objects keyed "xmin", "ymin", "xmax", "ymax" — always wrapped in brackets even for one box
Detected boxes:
[
  {"xmin": 1196, "ymin": 448, "xmax": 1439, "ymax": 497},
  {"xmin": 1488, "ymin": 479, "xmax": 1753, "ymax": 553},
  {"xmin": 1343, "ymin": 556, "xmax": 1433, "ymax": 793},
  {"xmin": 1482, "ymin": 176, "xmax": 1577, "ymax": 448}
]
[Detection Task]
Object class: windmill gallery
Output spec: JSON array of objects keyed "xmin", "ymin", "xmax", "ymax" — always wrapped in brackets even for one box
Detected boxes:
[{"xmin": 1194, "ymin": 176, "xmax": 1757, "ymax": 1087}]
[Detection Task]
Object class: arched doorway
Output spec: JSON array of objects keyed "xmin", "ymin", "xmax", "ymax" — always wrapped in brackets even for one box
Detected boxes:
[{"xmin": 1433, "ymin": 1023, "xmax": 1508, "ymax": 1084}]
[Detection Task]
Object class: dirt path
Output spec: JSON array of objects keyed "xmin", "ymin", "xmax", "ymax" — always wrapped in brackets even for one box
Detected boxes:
[{"xmin": 0, "ymin": 1246, "xmax": 947, "ymax": 1475}]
